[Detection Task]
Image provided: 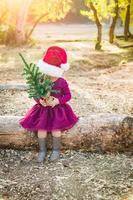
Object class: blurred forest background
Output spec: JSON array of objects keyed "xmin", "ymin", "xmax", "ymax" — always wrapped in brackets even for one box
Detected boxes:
[{"xmin": 0, "ymin": 0, "xmax": 133, "ymax": 49}]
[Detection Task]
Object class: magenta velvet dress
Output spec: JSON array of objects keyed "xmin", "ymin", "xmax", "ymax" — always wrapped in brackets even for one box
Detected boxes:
[{"xmin": 19, "ymin": 78, "xmax": 79, "ymax": 132}]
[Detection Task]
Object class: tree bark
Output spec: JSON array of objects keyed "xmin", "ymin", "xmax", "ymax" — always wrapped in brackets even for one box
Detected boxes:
[
  {"xmin": 15, "ymin": 0, "xmax": 32, "ymax": 45},
  {"xmin": 109, "ymin": 0, "xmax": 119, "ymax": 43},
  {"xmin": 89, "ymin": 2, "xmax": 102, "ymax": 50},
  {"xmin": 6, "ymin": 0, "xmax": 32, "ymax": 45},
  {"xmin": 124, "ymin": 0, "xmax": 132, "ymax": 41}
]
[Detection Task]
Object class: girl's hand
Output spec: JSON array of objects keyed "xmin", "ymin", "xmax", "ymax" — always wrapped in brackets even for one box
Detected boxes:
[
  {"xmin": 41, "ymin": 96, "xmax": 48, "ymax": 101},
  {"xmin": 46, "ymin": 97, "xmax": 59, "ymax": 107},
  {"xmin": 39, "ymin": 99, "xmax": 47, "ymax": 107},
  {"xmin": 51, "ymin": 97, "xmax": 59, "ymax": 107},
  {"xmin": 45, "ymin": 96, "xmax": 54, "ymax": 106}
]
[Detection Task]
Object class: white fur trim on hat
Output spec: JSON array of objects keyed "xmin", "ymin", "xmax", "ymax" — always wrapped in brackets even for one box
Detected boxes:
[
  {"xmin": 37, "ymin": 60, "xmax": 64, "ymax": 77},
  {"xmin": 61, "ymin": 63, "xmax": 70, "ymax": 71}
]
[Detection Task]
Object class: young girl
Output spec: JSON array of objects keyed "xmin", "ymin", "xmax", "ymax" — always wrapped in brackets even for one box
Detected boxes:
[{"xmin": 19, "ymin": 46, "xmax": 79, "ymax": 162}]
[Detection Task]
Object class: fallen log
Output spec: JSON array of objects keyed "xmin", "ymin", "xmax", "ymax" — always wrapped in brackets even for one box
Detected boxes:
[
  {"xmin": 0, "ymin": 83, "xmax": 27, "ymax": 90},
  {"xmin": 0, "ymin": 114, "xmax": 132, "ymax": 152}
]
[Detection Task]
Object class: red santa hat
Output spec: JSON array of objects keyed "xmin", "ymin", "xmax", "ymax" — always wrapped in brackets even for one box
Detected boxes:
[{"xmin": 37, "ymin": 46, "xmax": 69, "ymax": 77}]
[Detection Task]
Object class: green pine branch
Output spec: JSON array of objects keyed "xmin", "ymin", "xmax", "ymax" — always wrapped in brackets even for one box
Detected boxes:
[{"xmin": 19, "ymin": 53, "xmax": 59, "ymax": 99}]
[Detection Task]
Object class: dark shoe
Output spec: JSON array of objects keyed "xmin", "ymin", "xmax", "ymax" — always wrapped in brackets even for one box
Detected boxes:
[
  {"xmin": 37, "ymin": 137, "xmax": 47, "ymax": 163},
  {"xmin": 49, "ymin": 136, "xmax": 61, "ymax": 161}
]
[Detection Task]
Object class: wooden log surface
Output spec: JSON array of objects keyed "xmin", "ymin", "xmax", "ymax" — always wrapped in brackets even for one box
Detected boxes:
[
  {"xmin": 0, "ymin": 114, "xmax": 132, "ymax": 152},
  {"xmin": 0, "ymin": 83, "xmax": 132, "ymax": 152},
  {"xmin": 0, "ymin": 83, "xmax": 27, "ymax": 90}
]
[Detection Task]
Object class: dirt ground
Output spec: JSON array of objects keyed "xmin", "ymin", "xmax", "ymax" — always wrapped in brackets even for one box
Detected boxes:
[
  {"xmin": 0, "ymin": 43, "xmax": 133, "ymax": 117},
  {"xmin": 0, "ymin": 24, "xmax": 133, "ymax": 200},
  {"xmin": 0, "ymin": 149, "xmax": 133, "ymax": 200}
]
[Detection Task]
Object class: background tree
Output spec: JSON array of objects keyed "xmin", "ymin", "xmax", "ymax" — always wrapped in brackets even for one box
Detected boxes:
[
  {"xmin": 62, "ymin": 0, "xmax": 87, "ymax": 23},
  {"xmin": 5, "ymin": 0, "xmax": 32, "ymax": 45},
  {"xmin": 0, "ymin": 1, "xmax": 7, "ymax": 24},
  {"xmin": 121, "ymin": 0, "xmax": 133, "ymax": 40},
  {"xmin": 81, "ymin": 0, "xmax": 108, "ymax": 50},
  {"xmin": 109, "ymin": 0, "xmax": 119, "ymax": 43},
  {"xmin": 0, "ymin": 1, "xmax": 8, "ymax": 44},
  {"xmin": 115, "ymin": 0, "xmax": 133, "ymax": 41},
  {"xmin": 124, "ymin": 0, "xmax": 131, "ymax": 40},
  {"xmin": 15, "ymin": 0, "xmax": 32, "ymax": 45},
  {"xmin": 0, "ymin": 0, "xmax": 72, "ymax": 45},
  {"xmin": 26, "ymin": 0, "xmax": 72, "ymax": 39}
]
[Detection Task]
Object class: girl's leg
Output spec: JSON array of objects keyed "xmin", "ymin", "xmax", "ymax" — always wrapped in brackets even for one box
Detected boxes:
[
  {"xmin": 49, "ymin": 130, "xmax": 61, "ymax": 161},
  {"xmin": 37, "ymin": 130, "xmax": 47, "ymax": 162},
  {"xmin": 38, "ymin": 129, "xmax": 47, "ymax": 138},
  {"xmin": 52, "ymin": 130, "xmax": 61, "ymax": 137}
]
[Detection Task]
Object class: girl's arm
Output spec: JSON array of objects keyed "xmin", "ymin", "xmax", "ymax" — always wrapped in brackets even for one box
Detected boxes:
[{"xmin": 58, "ymin": 80, "xmax": 71, "ymax": 104}]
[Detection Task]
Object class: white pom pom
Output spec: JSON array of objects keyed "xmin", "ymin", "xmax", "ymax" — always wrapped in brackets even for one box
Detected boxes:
[{"xmin": 60, "ymin": 63, "xmax": 70, "ymax": 71}]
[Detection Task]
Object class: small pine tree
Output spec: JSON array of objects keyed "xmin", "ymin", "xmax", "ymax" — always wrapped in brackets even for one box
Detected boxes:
[{"xmin": 19, "ymin": 53, "xmax": 59, "ymax": 99}]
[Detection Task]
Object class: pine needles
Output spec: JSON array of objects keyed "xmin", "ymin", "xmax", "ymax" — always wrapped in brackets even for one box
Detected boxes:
[{"xmin": 19, "ymin": 53, "xmax": 58, "ymax": 99}]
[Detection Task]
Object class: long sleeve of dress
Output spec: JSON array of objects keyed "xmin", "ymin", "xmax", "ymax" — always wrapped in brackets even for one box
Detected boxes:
[{"xmin": 58, "ymin": 80, "xmax": 71, "ymax": 104}]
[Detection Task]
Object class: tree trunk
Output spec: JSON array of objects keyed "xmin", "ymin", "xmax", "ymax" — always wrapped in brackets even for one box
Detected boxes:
[
  {"xmin": 6, "ymin": 0, "xmax": 17, "ymax": 24},
  {"xmin": 124, "ymin": 0, "xmax": 132, "ymax": 41},
  {"xmin": 6, "ymin": 0, "xmax": 17, "ymax": 44},
  {"xmin": 109, "ymin": 0, "xmax": 118, "ymax": 43},
  {"xmin": 89, "ymin": 2, "xmax": 102, "ymax": 50},
  {"xmin": 0, "ymin": 11, "xmax": 7, "ymax": 24},
  {"xmin": 0, "ymin": 114, "xmax": 132, "ymax": 152},
  {"xmin": 15, "ymin": 0, "xmax": 32, "ymax": 45},
  {"xmin": 6, "ymin": 0, "xmax": 32, "ymax": 45},
  {"xmin": 26, "ymin": 13, "xmax": 48, "ymax": 40}
]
